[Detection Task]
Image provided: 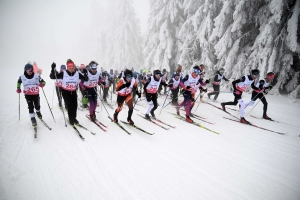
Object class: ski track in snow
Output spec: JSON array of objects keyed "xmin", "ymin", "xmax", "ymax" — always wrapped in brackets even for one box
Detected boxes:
[{"xmin": 1, "ymin": 72, "xmax": 300, "ymax": 200}]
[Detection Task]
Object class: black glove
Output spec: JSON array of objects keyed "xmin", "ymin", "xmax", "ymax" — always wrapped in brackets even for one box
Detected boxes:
[
  {"xmin": 125, "ymin": 82, "xmax": 131, "ymax": 87},
  {"xmin": 269, "ymin": 85, "xmax": 273, "ymax": 90},
  {"xmin": 84, "ymin": 90, "xmax": 88, "ymax": 97},
  {"xmin": 136, "ymin": 90, "xmax": 141, "ymax": 98},
  {"xmin": 51, "ymin": 62, "xmax": 56, "ymax": 70},
  {"xmin": 202, "ymin": 88, "xmax": 207, "ymax": 93},
  {"xmin": 186, "ymin": 86, "xmax": 191, "ymax": 90},
  {"xmin": 205, "ymin": 79, "xmax": 210, "ymax": 84},
  {"xmin": 191, "ymin": 98, "xmax": 195, "ymax": 102}
]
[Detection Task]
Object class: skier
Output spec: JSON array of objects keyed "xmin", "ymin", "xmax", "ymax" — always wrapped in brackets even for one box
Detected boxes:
[
  {"xmin": 113, "ymin": 69, "xmax": 140, "ymax": 124},
  {"xmin": 55, "ymin": 65, "xmax": 67, "ymax": 109},
  {"xmin": 132, "ymin": 71, "xmax": 139, "ymax": 100},
  {"xmin": 158, "ymin": 69, "xmax": 168, "ymax": 95},
  {"xmin": 176, "ymin": 66, "xmax": 208, "ymax": 123},
  {"xmin": 207, "ymin": 68, "xmax": 229, "ymax": 101},
  {"xmin": 109, "ymin": 69, "xmax": 117, "ymax": 93},
  {"xmin": 101, "ymin": 71, "xmax": 112, "ymax": 102},
  {"xmin": 78, "ymin": 64, "xmax": 88, "ymax": 108},
  {"xmin": 171, "ymin": 65, "xmax": 183, "ymax": 79},
  {"xmin": 221, "ymin": 69, "xmax": 260, "ymax": 124},
  {"xmin": 144, "ymin": 69, "xmax": 167, "ymax": 120},
  {"xmin": 81, "ymin": 61, "xmax": 103, "ymax": 121},
  {"xmin": 168, "ymin": 73, "xmax": 181, "ymax": 106},
  {"xmin": 17, "ymin": 63, "xmax": 46, "ymax": 126},
  {"xmin": 50, "ymin": 59, "xmax": 88, "ymax": 125},
  {"xmin": 247, "ymin": 72, "xmax": 274, "ymax": 120}
]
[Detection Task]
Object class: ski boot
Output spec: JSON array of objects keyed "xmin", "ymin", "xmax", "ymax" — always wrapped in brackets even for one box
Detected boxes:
[
  {"xmin": 240, "ymin": 117, "xmax": 250, "ymax": 124},
  {"xmin": 74, "ymin": 118, "xmax": 79, "ymax": 125},
  {"xmin": 145, "ymin": 114, "xmax": 151, "ymax": 120},
  {"xmin": 113, "ymin": 112, "xmax": 118, "ymax": 123},
  {"xmin": 263, "ymin": 115, "xmax": 272, "ymax": 120},
  {"xmin": 36, "ymin": 111, "xmax": 42, "ymax": 119},
  {"xmin": 31, "ymin": 117, "xmax": 37, "ymax": 126},
  {"xmin": 186, "ymin": 115, "xmax": 193, "ymax": 123},
  {"xmin": 127, "ymin": 118, "xmax": 134, "ymax": 125},
  {"xmin": 150, "ymin": 110, "xmax": 156, "ymax": 119},
  {"xmin": 221, "ymin": 103, "xmax": 226, "ymax": 111}
]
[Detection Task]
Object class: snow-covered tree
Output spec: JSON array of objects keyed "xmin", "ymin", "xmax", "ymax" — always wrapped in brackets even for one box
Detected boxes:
[
  {"xmin": 103, "ymin": 0, "xmax": 143, "ymax": 72},
  {"xmin": 143, "ymin": 0, "xmax": 185, "ymax": 73}
]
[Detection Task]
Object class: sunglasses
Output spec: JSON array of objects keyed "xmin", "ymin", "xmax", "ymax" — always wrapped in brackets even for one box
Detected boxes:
[
  {"xmin": 193, "ymin": 69, "xmax": 200, "ymax": 74},
  {"xmin": 26, "ymin": 69, "xmax": 33, "ymax": 72}
]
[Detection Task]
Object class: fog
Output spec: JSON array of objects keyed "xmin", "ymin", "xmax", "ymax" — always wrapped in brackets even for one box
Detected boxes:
[{"xmin": 0, "ymin": 0, "xmax": 149, "ymax": 71}]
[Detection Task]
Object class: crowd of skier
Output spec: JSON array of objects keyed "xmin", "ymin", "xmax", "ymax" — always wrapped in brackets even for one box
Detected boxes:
[{"xmin": 16, "ymin": 59, "xmax": 275, "ymax": 135}]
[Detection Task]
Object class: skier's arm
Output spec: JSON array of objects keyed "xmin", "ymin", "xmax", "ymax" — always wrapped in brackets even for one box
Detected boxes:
[
  {"xmin": 232, "ymin": 77, "xmax": 244, "ymax": 90},
  {"xmin": 179, "ymin": 75, "xmax": 189, "ymax": 89},
  {"xmin": 79, "ymin": 72, "xmax": 88, "ymax": 81},
  {"xmin": 50, "ymin": 70, "xmax": 63, "ymax": 79},
  {"xmin": 39, "ymin": 76, "xmax": 46, "ymax": 86},
  {"xmin": 223, "ymin": 76, "xmax": 229, "ymax": 82}
]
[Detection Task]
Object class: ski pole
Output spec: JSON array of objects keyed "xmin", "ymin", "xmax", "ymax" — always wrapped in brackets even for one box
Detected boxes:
[
  {"xmin": 194, "ymin": 91, "xmax": 206, "ymax": 112},
  {"xmin": 245, "ymin": 95, "xmax": 266, "ymax": 117},
  {"xmin": 18, "ymin": 93, "xmax": 20, "ymax": 120},
  {"xmin": 96, "ymin": 86, "xmax": 111, "ymax": 118},
  {"xmin": 51, "ymin": 81, "xmax": 55, "ymax": 109},
  {"xmin": 41, "ymin": 87, "xmax": 56, "ymax": 123},
  {"xmin": 159, "ymin": 89, "xmax": 170, "ymax": 116},
  {"xmin": 53, "ymin": 68, "xmax": 67, "ymax": 126}
]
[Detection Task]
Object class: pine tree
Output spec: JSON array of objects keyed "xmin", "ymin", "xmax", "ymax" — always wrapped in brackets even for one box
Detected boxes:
[
  {"xmin": 104, "ymin": 0, "xmax": 143, "ymax": 72},
  {"xmin": 143, "ymin": 0, "xmax": 185, "ymax": 74}
]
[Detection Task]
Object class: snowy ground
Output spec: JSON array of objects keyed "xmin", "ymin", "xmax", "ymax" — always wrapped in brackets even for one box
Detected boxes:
[{"xmin": 0, "ymin": 71, "xmax": 300, "ymax": 200}]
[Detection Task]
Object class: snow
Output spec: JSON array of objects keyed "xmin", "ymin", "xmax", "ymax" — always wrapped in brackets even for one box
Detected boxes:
[{"xmin": 1, "ymin": 70, "xmax": 300, "ymax": 200}]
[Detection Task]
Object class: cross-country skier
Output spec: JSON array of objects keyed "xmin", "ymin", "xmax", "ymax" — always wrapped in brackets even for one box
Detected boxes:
[
  {"xmin": 113, "ymin": 69, "xmax": 140, "ymax": 124},
  {"xmin": 144, "ymin": 69, "xmax": 167, "ymax": 120},
  {"xmin": 17, "ymin": 63, "xmax": 46, "ymax": 126},
  {"xmin": 221, "ymin": 69, "xmax": 260, "ymax": 124},
  {"xmin": 80, "ymin": 61, "xmax": 103, "ymax": 121},
  {"xmin": 101, "ymin": 71, "xmax": 112, "ymax": 102},
  {"xmin": 207, "ymin": 68, "xmax": 229, "ymax": 101},
  {"xmin": 168, "ymin": 73, "xmax": 181, "ymax": 106},
  {"xmin": 247, "ymin": 72, "xmax": 274, "ymax": 120},
  {"xmin": 176, "ymin": 66, "xmax": 208, "ymax": 123},
  {"xmin": 50, "ymin": 59, "xmax": 88, "ymax": 125}
]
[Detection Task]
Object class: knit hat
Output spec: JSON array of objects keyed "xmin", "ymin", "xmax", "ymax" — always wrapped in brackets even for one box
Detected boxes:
[
  {"xmin": 24, "ymin": 63, "xmax": 33, "ymax": 70},
  {"xmin": 60, "ymin": 65, "xmax": 66, "ymax": 70}
]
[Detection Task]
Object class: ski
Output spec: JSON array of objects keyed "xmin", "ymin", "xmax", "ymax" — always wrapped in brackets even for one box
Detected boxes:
[
  {"xmin": 191, "ymin": 115, "xmax": 215, "ymax": 125},
  {"xmin": 104, "ymin": 102, "xmax": 114, "ymax": 109},
  {"xmin": 204, "ymin": 101, "xmax": 240, "ymax": 120},
  {"xmin": 108, "ymin": 116, "xmax": 131, "ymax": 135},
  {"xmin": 223, "ymin": 117, "xmax": 285, "ymax": 135},
  {"xmin": 72, "ymin": 125, "xmax": 85, "ymax": 140},
  {"xmin": 36, "ymin": 116, "xmax": 52, "ymax": 130},
  {"xmin": 250, "ymin": 115, "xmax": 285, "ymax": 124},
  {"xmin": 75, "ymin": 123, "xmax": 96, "ymax": 135},
  {"xmin": 34, "ymin": 126, "xmax": 37, "ymax": 138},
  {"xmin": 150, "ymin": 117, "xmax": 176, "ymax": 128},
  {"xmin": 137, "ymin": 114, "xmax": 169, "ymax": 130},
  {"xmin": 86, "ymin": 115, "xmax": 107, "ymax": 132},
  {"xmin": 174, "ymin": 115, "xmax": 220, "ymax": 134},
  {"xmin": 179, "ymin": 109, "xmax": 206, "ymax": 119},
  {"xmin": 120, "ymin": 121, "xmax": 155, "ymax": 135}
]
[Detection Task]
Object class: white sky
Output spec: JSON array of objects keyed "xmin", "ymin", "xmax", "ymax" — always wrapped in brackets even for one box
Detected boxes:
[{"xmin": 0, "ymin": 0, "xmax": 149, "ymax": 70}]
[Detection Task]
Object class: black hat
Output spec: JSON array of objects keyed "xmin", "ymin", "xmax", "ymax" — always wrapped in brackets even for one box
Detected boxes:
[
  {"xmin": 193, "ymin": 65, "xmax": 200, "ymax": 70},
  {"xmin": 251, "ymin": 69, "xmax": 260, "ymax": 76},
  {"xmin": 24, "ymin": 63, "xmax": 33, "ymax": 70},
  {"xmin": 124, "ymin": 69, "xmax": 133, "ymax": 77},
  {"xmin": 154, "ymin": 69, "xmax": 162, "ymax": 76}
]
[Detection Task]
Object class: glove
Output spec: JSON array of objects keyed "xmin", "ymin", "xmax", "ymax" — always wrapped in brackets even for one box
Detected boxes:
[
  {"xmin": 269, "ymin": 85, "xmax": 273, "ymax": 90},
  {"xmin": 202, "ymin": 88, "xmax": 207, "ymax": 93},
  {"xmin": 136, "ymin": 90, "xmax": 141, "ymax": 98},
  {"xmin": 39, "ymin": 83, "xmax": 45, "ymax": 88},
  {"xmin": 51, "ymin": 62, "xmax": 56, "ymax": 70},
  {"xmin": 125, "ymin": 82, "xmax": 131, "ymax": 87},
  {"xmin": 186, "ymin": 86, "xmax": 191, "ymax": 90},
  {"xmin": 263, "ymin": 91, "xmax": 268, "ymax": 95},
  {"xmin": 16, "ymin": 88, "xmax": 21, "ymax": 93},
  {"xmin": 191, "ymin": 98, "xmax": 195, "ymax": 102},
  {"xmin": 205, "ymin": 79, "xmax": 210, "ymax": 84},
  {"xmin": 234, "ymin": 90, "xmax": 241, "ymax": 95},
  {"xmin": 84, "ymin": 91, "xmax": 88, "ymax": 97}
]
